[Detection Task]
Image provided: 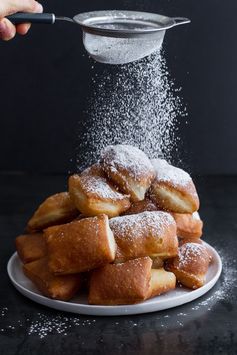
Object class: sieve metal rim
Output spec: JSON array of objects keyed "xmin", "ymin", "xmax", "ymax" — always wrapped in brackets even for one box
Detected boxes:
[{"xmin": 73, "ymin": 10, "xmax": 190, "ymax": 38}]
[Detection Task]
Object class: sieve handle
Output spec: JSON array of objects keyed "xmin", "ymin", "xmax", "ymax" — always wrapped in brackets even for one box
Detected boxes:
[
  {"xmin": 172, "ymin": 17, "xmax": 191, "ymax": 26},
  {"xmin": 6, "ymin": 13, "xmax": 56, "ymax": 24}
]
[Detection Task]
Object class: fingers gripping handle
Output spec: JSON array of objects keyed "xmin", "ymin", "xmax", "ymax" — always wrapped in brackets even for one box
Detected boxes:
[{"xmin": 6, "ymin": 13, "xmax": 56, "ymax": 24}]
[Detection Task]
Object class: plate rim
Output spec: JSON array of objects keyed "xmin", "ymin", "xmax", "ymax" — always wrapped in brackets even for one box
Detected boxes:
[{"xmin": 7, "ymin": 241, "xmax": 222, "ymax": 316}]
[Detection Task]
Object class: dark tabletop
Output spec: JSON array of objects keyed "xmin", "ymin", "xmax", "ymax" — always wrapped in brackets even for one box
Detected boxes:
[{"xmin": 0, "ymin": 174, "xmax": 236, "ymax": 355}]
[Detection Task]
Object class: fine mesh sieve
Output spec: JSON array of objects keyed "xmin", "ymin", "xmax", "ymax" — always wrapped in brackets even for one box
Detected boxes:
[{"xmin": 7, "ymin": 10, "xmax": 190, "ymax": 65}]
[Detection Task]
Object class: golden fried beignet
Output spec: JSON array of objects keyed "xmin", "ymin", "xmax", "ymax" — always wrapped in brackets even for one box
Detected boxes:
[
  {"xmin": 88, "ymin": 257, "xmax": 176, "ymax": 305},
  {"xmin": 23, "ymin": 258, "xmax": 81, "ymax": 301},
  {"xmin": 68, "ymin": 163, "xmax": 130, "ymax": 218},
  {"xmin": 150, "ymin": 159, "xmax": 199, "ymax": 213},
  {"xmin": 171, "ymin": 212, "xmax": 203, "ymax": 239},
  {"xmin": 179, "ymin": 238, "xmax": 212, "ymax": 262},
  {"xmin": 109, "ymin": 211, "xmax": 178, "ymax": 263},
  {"xmin": 166, "ymin": 243, "xmax": 210, "ymax": 289},
  {"xmin": 27, "ymin": 192, "xmax": 78, "ymax": 232},
  {"xmin": 124, "ymin": 199, "xmax": 158, "ymax": 215},
  {"xmin": 44, "ymin": 215, "xmax": 116, "ymax": 275},
  {"xmin": 15, "ymin": 233, "xmax": 47, "ymax": 264},
  {"xmin": 149, "ymin": 268, "xmax": 176, "ymax": 298},
  {"xmin": 89, "ymin": 257, "xmax": 152, "ymax": 305},
  {"xmin": 100, "ymin": 145, "xmax": 155, "ymax": 202}
]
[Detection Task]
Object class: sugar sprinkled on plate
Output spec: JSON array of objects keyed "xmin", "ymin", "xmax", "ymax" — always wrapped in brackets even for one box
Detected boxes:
[
  {"xmin": 0, "ymin": 245, "xmax": 235, "ymax": 337},
  {"xmin": 1, "ymin": 246, "xmax": 234, "ymax": 337}
]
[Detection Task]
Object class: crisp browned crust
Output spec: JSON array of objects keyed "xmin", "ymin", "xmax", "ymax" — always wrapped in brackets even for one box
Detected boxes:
[
  {"xmin": 23, "ymin": 258, "xmax": 81, "ymax": 301},
  {"xmin": 68, "ymin": 164, "xmax": 131, "ymax": 218},
  {"xmin": 171, "ymin": 212, "xmax": 203, "ymax": 239},
  {"xmin": 27, "ymin": 192, "xmax": 78, "ymax": 232},
  {"xmin": 44, "ymin": 215, "xmax": 116, "ymax": 275},
  {"xmin": 149, "ymin": 159, "xmax": 199, "ymax": 213},
  {"xmin": 89, "ymin": 258, "xmax": 177, "ymax": 305},
  {"xmin": 100, "ymin": 145, "xmax": 155, "ymax": 202},
  {"xmin": 15, "ymin": 233, "xmax": 47, "ymax": 264},
  {"xmin": 110, "ymin": 211, "xmax": 178, "ymax": 263},
  {"xmin": 124, "ymin": 199, "xmax": 158, "ymax": 215},
  {"xmin": 166, "ymin": 242, "xmax": 210, "ymax": 289},
  {"xmin": 88, "ymin": 257, "xmax": 153, "ymax": 305}
]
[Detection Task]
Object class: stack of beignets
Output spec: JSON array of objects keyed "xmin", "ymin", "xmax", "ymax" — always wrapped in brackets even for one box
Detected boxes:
[{"xmin": 15, "ymin": 144, "xmax": 211, "ymax": 305}]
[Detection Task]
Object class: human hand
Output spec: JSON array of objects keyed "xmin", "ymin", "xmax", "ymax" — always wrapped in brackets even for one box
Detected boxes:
[{"xmin": 0, "ymin": 0, "xmax": 43, "ymax": 40}]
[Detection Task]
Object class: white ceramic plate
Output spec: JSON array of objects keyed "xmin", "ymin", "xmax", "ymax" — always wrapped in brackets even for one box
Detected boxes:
[{"xmin": 7, "ymin": 242, "xmax": 222, "ymax": 316}]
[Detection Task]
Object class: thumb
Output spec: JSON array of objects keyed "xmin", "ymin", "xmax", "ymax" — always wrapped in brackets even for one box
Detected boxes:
[
  {"xmin": 1, "ymin": 0, "xmax": 43, "ymax": 17},
  {"xmin": 0, "ymin": 18, "xmax": 16, "ymax": 40}
]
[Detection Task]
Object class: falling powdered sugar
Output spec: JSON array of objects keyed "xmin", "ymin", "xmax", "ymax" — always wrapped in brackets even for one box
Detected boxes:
[{"xmin": 76, "ymin": 49, "xmax": 186, "ymax": 170}]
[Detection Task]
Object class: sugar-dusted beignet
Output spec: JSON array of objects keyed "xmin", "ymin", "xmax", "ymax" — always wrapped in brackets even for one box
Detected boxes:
[
  {"xmin": 88, "ymin": 257, "xmax": 176, "ymax": 305},
  {"xmin": 15, "ymin": 233, "xmax": 47, "ymax": 264},
  {"xmin": 68, "ymin": 163, "xmax": 130, "ymax": 218},
  {"xmin": 179, "ymin": 238, "xmax": 212, "ymax": 262},
  {"xmin": 171, "ymin": 212, "xmax": 203, "ymax": 239},
  {"xmin": 166, "ymin": 243, "xmax": 210, "ymax": 289},
  {"xmin": 44, "ymin": 215, "xmax": 116, "ymax": 275},
  {"xmin": 150, "ymin": 159, "xmax": 199, "ymax": 213},
  {"xmin": 124, "ymin": 199, "xmax": 158, "ymax": 215},
  {"xmin": 23, "ymin": 258, "xmax": 81, "ymax": 301},
  {"xmin": 101, "ymin": 145, "xmax": 155, "ymax": 202},
  {"xmin": 27, "ymin": 192, "xmax": 78, "ymax": 232},
  {"xmin": 110, "ymin": 211, "xmax": 178, "ymax": 263}
]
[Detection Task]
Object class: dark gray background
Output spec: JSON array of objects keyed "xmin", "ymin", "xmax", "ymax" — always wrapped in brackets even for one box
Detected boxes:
[{"xmin": 0, "ymin": 0, "xmax": 236, "ymax": 175}]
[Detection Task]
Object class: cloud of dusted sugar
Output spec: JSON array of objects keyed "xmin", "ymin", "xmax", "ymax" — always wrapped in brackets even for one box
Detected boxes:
[{"xmin": 76, "ymin": 50, "xmax": 187, "ymax": 171}]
